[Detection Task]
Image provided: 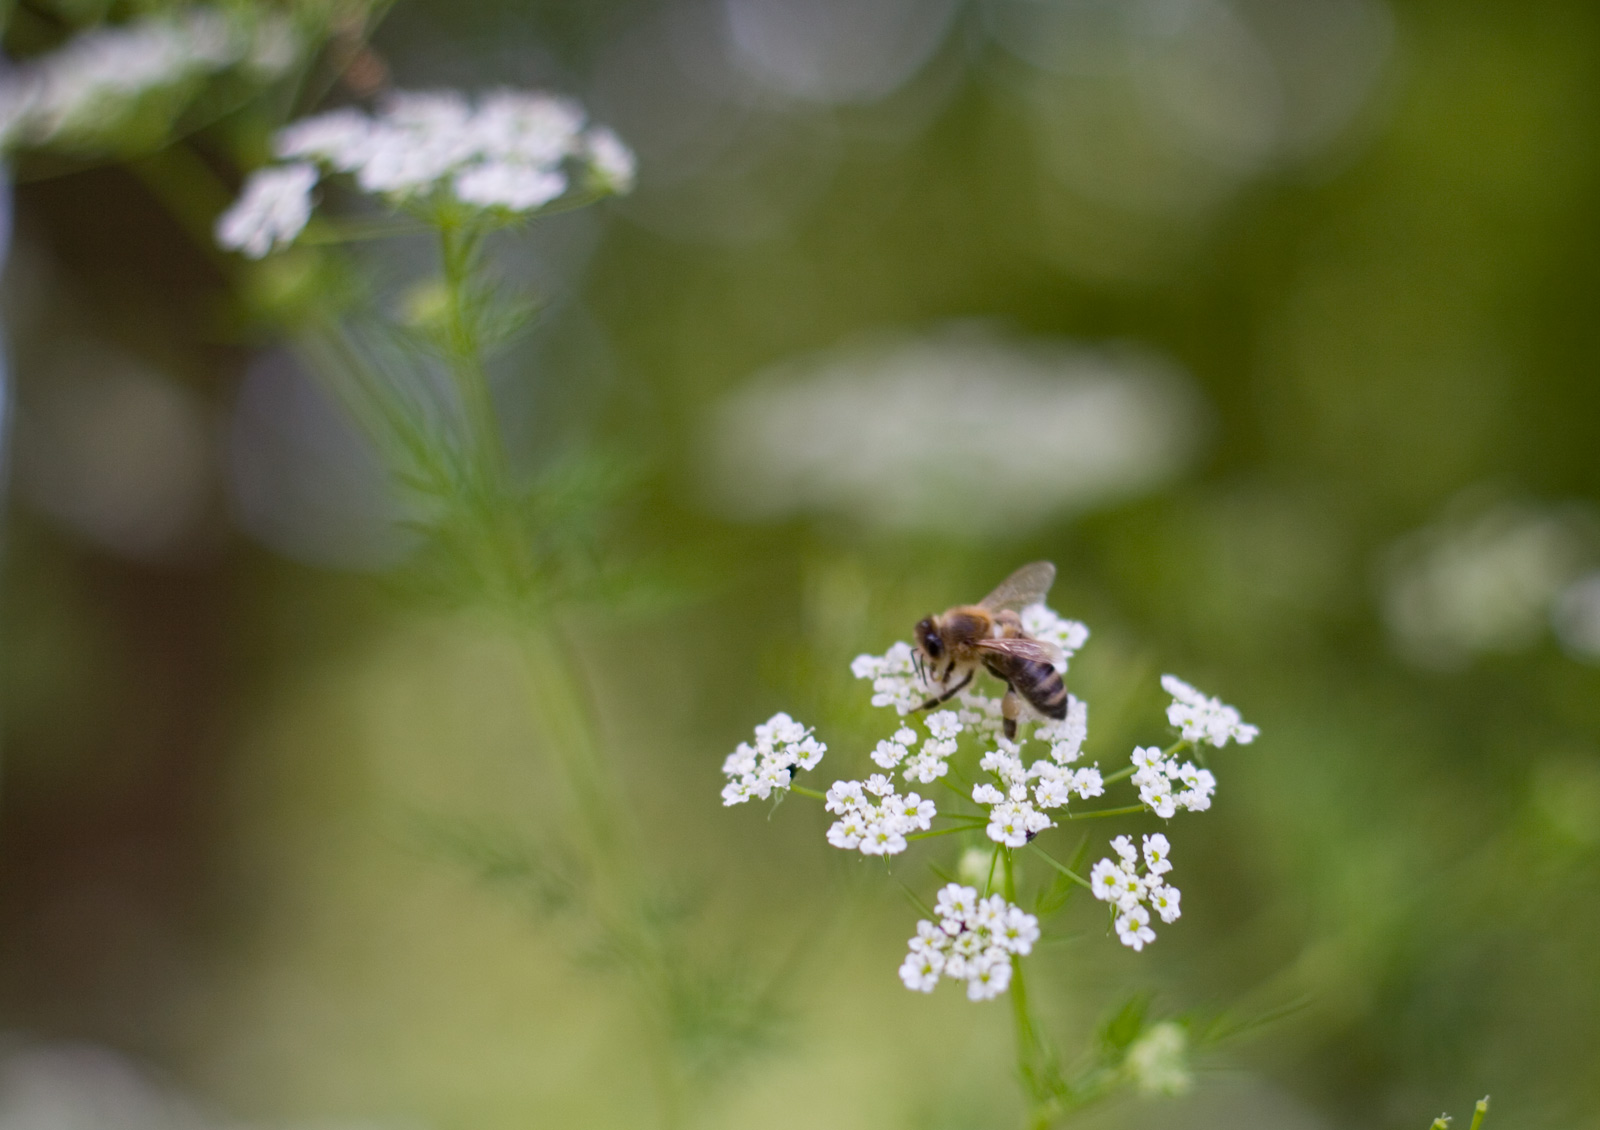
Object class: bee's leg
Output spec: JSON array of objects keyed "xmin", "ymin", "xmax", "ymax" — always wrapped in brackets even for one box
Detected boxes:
[
  {"xmin": 915, "ymin": 670, "xmax": 973, "ymax": 712},
  {"xmin": 1001, "ymin": 688, "xmax": 1022, "ymax": 741}
]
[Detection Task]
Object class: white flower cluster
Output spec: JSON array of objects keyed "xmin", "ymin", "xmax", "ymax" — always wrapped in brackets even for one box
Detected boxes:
[
  {"xmin": 1020, "ymin": 603, "xmax": 1090, "ymax": 671},
  {"xmin": 0, "ymin": 8, "xmax": 297, "ymax": 153},
  {"xmin": 870, "ymin": 709, "xmax": 960, "ymax": 784},
  {"xmin": 720, "ymin": 713, "xmax": 825, "ymax": 806},
  {"xmin": 1090, "ymin": 834, "xmax": 1181, "ymax": 951},
  {"xmin": 215, "ymin": 89, "xmax": 636, "ymax": 258},
  {"xmin": 954, "ymin": 690, "xmax": 1006, "ymax": 737},
  {"xmin": 850, "ymin": 641, "xmax": 923, "ymax": 715},
  {"xmin": 899, "ymin": 884, "xmax": 1040, "ymax": 1000},
  {"xmin": 1129, "ymin": 744, "xmax": 1216, "ymax": 819},
  {"xmin": 824, "ymin": 776, "xmax": 935, "ymax": 856},
  {"xmin": 970, "ymin": 698, "xmax": 1103, "ymax": 847},
  {"xmin": 1162, "ymin": 674, "xmax": 1258, "ymax": 747}
]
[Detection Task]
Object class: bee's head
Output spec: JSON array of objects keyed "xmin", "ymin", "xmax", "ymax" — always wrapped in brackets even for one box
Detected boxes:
[{"xmin": 914, "ymin": 617, "xmax": 943, "ymax": 662}]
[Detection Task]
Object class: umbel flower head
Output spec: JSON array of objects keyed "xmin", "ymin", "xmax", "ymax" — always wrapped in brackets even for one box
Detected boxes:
[
  {"xmin": 0, "ymin": 7, "xmax": 299, "ymax": 155},
  {"xmin": 899, "ymin": 884, "xmax": 1040, "ymax": 1001},
  {"xmin": 215, "ymin": 89, "xmax": 637, "ymax": 258},
  {"xmin": 722, "ymin": 576, "xmax": 1260, "ymax": 1006},
  {"xmin": 1090, "ymin": 834, "xmax": 1181, "ymax": 951},
  {"xmin": 721, "ymin": 713, "xmax": 825, "ymax": 806}
]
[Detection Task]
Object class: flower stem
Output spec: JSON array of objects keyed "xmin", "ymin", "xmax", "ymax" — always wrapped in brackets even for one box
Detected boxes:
[
  {"xmin": 1060, "ymin": 804, "xmax": 1148, "ymax": 822},
  {"xmin": 437, "ymin": 221, "xmax": 509, "ymax": 491},
  {"xmin": 1027, "ymin": 844, "xmax": 1091, "ymax": 889},
  {"xmin": 789, "ymin": 784, "xmax": 827, "ymax": 801},
  {"xmin": 1100, "ymin": 765, "xmax": 1135, "ymax": 787},
  {"xmin": 1003, "ymin": 850, "xmax": 1061, "ymax": 1124}
]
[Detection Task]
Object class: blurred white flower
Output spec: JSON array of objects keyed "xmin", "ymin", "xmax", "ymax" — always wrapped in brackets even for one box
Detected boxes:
[
  {"xmin": 900, "ymin": 884, "xmax": 1036, "ymax": 1000},
  {"xmin": 214, "ymin": 162, "xmax": 317, "ymax": 259},
  {"xmin": 1553, "ymin": 571, "xmax": 1600, "ymax": 662},
  {"xmin": 722, "ymin": 0, "xmax": 959, "ymax": 104},
  {"xmin": 15, "ymin": 344, "xmax": 214, "ymax": 560},
  {"xmin": 0, "ymin": 8, "xmax": 301, "ymax": 153},
  {"xmin": 584, "ymin": 126, "xmax": 638, "ymax": 193},
  {"xmin": 720, "ymin": 712, "xmax": 826, "ymax": 805},
  {"xmin": 1162, "ymin": 673, "xmax": 1258, "ymax": 747},
  {"xmin": 705, "ymin": 323, "xmax": 1206, "ymax": 535},
  {"xmin": 1381, "ymin": 495, "xmax": 1597, "ymax": 668},
  {"xmin": 218, "ymin": 90, "xmax": 635, "ymax": 255},
  {"xmin": 1125, "ymin": 1020, "xmax": 1194, "ymax": 1096}
]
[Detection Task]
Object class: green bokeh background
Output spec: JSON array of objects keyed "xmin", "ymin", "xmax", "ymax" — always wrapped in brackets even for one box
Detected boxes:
[{"xmin": 3, "ymin": 1, "xmax": 1598, "ymax": 1128}]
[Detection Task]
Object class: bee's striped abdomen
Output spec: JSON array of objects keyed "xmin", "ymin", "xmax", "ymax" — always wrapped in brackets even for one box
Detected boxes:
[{"xmin": 984, "ymin": 656, "xmax": 1068, "ymax": 720}]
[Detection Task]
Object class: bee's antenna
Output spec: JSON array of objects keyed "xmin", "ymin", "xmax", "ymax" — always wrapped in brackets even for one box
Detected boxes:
[{"xmin": 913, "ymin": 651, "xmax": 926, "ymax": 688}]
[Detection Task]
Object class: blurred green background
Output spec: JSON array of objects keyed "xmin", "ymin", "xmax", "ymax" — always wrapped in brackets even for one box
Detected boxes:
[{"xmin": 3, "ymin": 0, "xmax": 1599, "ymax": 1128}]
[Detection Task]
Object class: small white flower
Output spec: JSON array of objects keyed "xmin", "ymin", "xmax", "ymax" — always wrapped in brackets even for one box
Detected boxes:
[
  {"xmin": 825, "ymin": 816, "xmax": 864, "ymax": 850},
  {"xmin": 965, "ymin": 955, "xmax": 1013, "ymax": 1000},
  {"xmin": 1147, "ymin": 883, "xmax": 1182, "ymax": 923},
  {"xmin": 824, "ymin": 779, "xmax": 863, "ymax": 813},
  {"xmin": 473, "ymin": 90, "xmax": 584, "ymax": 165},
  {"xmin": 1110, "ymin": 835, "xmax": 1138, "ymax": 864},
  {"xmin": 1115, "ymin": 904, "xmax": 1157, "ymax": 951},
  {"xmin": 1133, "ymin": 745, "xmax": 1167, "ymax": 773},
  {"xmin": 986, "ymin": 800, "xmax": 1050, "ymax": 848},
  {"xmin": 899, "ymin": 950, "xmax": 943, "ymax": 992},
  {"xmin": 1020, "ymin": 604, "xmax": 1090, "ymax": 670},
  {"xmin": 853, "ymin": 641, "xmax": 924, "ymax": 714},
  {"xmin": 274, "ymin": 107, "xmax": 373, "ymax": 169},
  {"xmin": 999, "ymin": 906, "xmax": 1041, "ymax": 954},
  {"xmin": 1035, "ymin": 695, "xmax": 1088, "ymax": 762},
  {"xmin": 860, "ymin": 822, "xmax": 907, "ymax": 856},
  {"xmin": 1113, "ymin": 868, "xmax": 1146, "ymax": 911},
  {"xmin": 1162, "ymin": 673, "xmax": 1258, "ymax": 747},
  {"xmin": 974, "ymin": 894, "xmax": 1007, "ymax": 932},
  {"xmin": 584, "ymin": 124, "xmax": 637, "ymax": 192},
  {"xmin": 1091, "ymin": 858, "xmax": 1123, "ymax": 901},
  {"xmin": 214, "ymin": 162, "xmax": 317, "ymax": 258},
  {"xmin": 453, "ymin": 162, "xmax": 566, "ymax": 211},
  {"xmin": 908, "ymin": 919, "xmax": 947, "ymax": 955},
  {"xmin": 902, "ymin": 750, "xmax": 950, "ymax": 784},
  {"xmin": 936, "ymin": 883, "xmax": 979, "ymax": 928},
  {"xmin": 895, "ymin": 793, "xmax": 937, "ymax": 832},
  {"xmin": 864, "ymin": 773, "xmax": 896, "ymax": 797},
  {"xmin": 1142, "ymin": 833, "xmax": 1172, "ymax": 875},
  {"xmin": 925, "ymin": 710, "xmax": 962, "ymax": 740},
  {"xmin": 972, "ymin": 783, "xmax": 1005, "ymax": 806}
]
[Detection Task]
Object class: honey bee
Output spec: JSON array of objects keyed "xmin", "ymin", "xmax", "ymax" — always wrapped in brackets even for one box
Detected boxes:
[{"xmin": 912, "ymin": 561, "xmax": 1067, "ymax": 740}]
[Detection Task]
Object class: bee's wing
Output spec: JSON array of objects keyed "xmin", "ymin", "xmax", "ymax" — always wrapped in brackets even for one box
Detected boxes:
[
  {"xmin": 975, "ymin": 636, "xmax": 1065, "ymax": 667},
  {"xmin": 978, "ymin": 561, "xmax": 1056, "ymax": 612}
]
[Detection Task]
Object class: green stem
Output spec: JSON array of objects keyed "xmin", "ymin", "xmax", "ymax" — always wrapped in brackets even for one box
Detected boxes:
[
  {"xmin": 1027, "ymin": 844, "xmax": 1091, "ymax": 889},
  {"xmin": 907, "ymin": 825, "xmax": 978, "ymax": 841},
  {"xmin": 790, "ymin": 784, "xmax": 826, "ymax": 800},
  {"xmin": 1100, "ymin": 765, "xmax": 1135, "ymax": 787},
  {"xmin": 1060, "ymin": 804, "xmax": 1148, "ymax": 822},
  {"xmin": 516, "ymin": 630, "xmax": 684, "ymax": 1130},
  {"xmin": 437, "ymin": 222, "xmax": 508, "ymax": 489},
  {"xmin": 1003, "ymin": 851, "xmax": 1060, "ymax": 1126}
]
